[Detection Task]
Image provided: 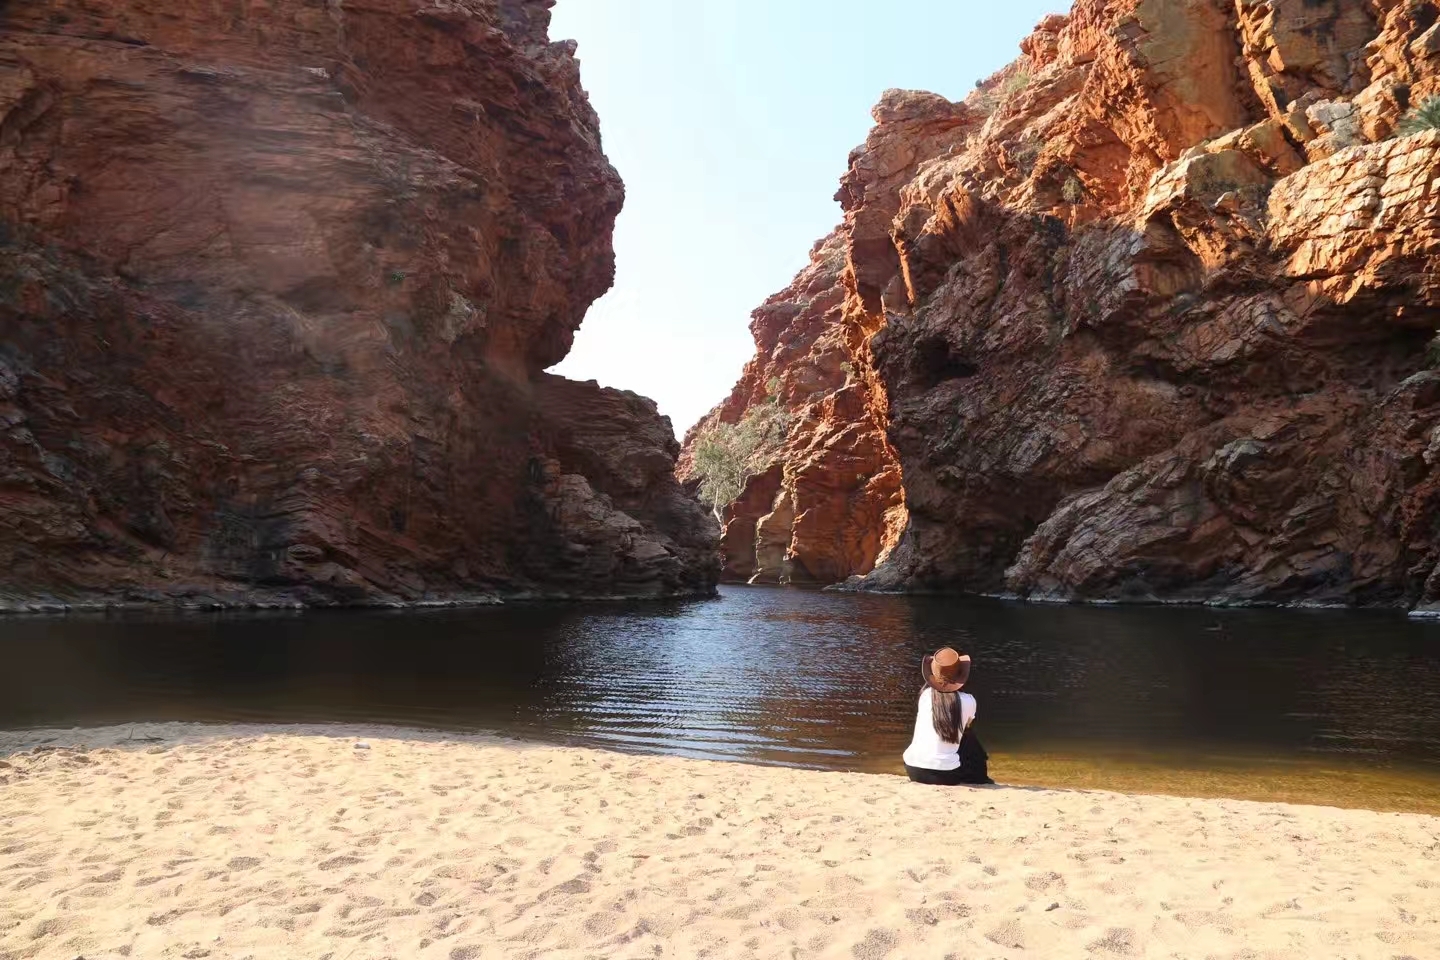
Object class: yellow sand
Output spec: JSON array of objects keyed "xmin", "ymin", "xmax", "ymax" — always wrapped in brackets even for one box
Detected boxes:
[{"xmin": 1, "ymin": 724, "xmax": 1437, "ymax": 960}]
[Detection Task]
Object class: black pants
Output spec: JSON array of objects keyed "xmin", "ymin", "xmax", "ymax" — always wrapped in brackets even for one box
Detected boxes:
[
  {"xmin": 905, "ymin": 726, "xmax": 994, "ymax": 785},
  {"xmin": 904, "ymin": 763, "xmax": 993, "ymax": 786}
]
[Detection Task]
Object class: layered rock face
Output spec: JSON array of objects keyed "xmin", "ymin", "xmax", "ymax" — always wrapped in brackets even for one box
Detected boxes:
[
  {"xmin": 0, "ymin": 0, "xmax": 717, "ymax": 607},
  {"xmin": 680, "ymin": 232, "xmax": 906, "ymax": 584},
  {"xmin": 690, "ymin": 0, "xmax": 1440, "ymax": 610}
]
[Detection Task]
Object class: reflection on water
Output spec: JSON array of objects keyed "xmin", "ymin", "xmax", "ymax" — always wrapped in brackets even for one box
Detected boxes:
[{"xmin": 3, "ymin": 586, "xmax": 1439, "ymax": 807}]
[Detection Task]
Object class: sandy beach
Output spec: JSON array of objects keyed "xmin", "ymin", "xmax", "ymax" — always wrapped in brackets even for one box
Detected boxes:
[{"xmin": 1, "ymin": 725, "xmax": 1437, "ymax": 960}]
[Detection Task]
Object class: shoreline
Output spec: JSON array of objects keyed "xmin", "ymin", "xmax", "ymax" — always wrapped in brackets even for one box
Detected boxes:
[
  {"xmin": 987, "ymin": 750, "xmax": 1440, "ymax": 817},
  {"xmin": 759, "ymin": 579, "xmax": 1440, "ymax": 618},
  {"xmin": 3, "ymin": 723, "xmax": 1437, "ymax": 959},
  {"xmin": 0, "ymin": 588, "xmax": 721, "ymax": 616},
  {"xmin": 7, "ymin": 580, "xmax": 1440, "ymax": 616},
  {"xmin": 5, "ymin": 721, "xmax": 1440, "ymax": 816}
]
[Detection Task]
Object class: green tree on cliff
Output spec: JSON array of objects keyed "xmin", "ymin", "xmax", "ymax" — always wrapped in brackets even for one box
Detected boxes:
[{"xmin": 689, "ymin": 403, "xmax": 790, "ymax": 522}]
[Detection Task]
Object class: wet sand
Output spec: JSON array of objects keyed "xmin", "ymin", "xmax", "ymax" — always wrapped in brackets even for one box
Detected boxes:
[
  {"xmin": 990, "ymin": 751, "xmax": 1440, "ymax": 816},
  {"xmin": 1, "ymin": 724, "xmax": 1437, "ymax": 959}
]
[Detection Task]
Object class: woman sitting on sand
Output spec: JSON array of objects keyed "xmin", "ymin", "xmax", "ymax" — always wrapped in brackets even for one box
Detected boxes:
[{"xmin": 902, "ymin": 647, "xmax": 993, "ymax": 785}]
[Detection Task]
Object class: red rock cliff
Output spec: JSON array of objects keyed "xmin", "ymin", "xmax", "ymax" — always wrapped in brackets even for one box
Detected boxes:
[
  {"xmin": 687, "ymin": 0, "xmax": 1440, "ymax": 613},
  {"xmin": 679, "ymin": 230, "xmax": 906, "ymax": 584},
  {"xmin": 0, "ymin": 0, "xmax": 718, "ymax": 608}
]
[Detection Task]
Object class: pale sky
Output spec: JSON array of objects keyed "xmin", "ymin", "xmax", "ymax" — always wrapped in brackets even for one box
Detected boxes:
[{"xmin": 547, "ymin": 1, "xmax": 1063, "ymax": 436}]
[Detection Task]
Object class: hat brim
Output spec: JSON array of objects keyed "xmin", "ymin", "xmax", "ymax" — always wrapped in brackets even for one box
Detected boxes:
[{"xmin": 922, "ymin": 653, "xmax": 969, "ymax": 693}]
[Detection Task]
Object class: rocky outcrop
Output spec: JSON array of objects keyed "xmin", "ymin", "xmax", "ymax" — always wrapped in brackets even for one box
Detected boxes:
[
  {"xmin": 689, "ymin": 0, "xmax": 1440, "ymax": 611},
  {"xmin": 0, "ymin": 0, "xmax": 717, "ymax": 608},
  {"xmin": 679, "ymin": 231, "xmax": 906, "ymax": 585}
]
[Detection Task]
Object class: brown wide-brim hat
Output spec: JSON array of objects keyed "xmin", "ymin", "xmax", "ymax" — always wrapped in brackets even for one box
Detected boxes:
[{"xmin": 922, "ymin": 647, "xmax": 971, "ymax": 693}]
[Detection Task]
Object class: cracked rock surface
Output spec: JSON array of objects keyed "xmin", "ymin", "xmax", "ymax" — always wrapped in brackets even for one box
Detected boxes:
[
  {"xmin": 686, "ymin": 0, "xmax": 1440, "ymax": 610},
  {"xmin": 0, "ymin": 0, "xmax": 718, "ymax": 608}
]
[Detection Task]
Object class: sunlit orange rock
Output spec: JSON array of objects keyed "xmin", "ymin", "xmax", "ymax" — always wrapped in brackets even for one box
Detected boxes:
[
  {"xmin": 680, "ymin": 230, "xmax": 905, "ymax": 584},
  {"xmin": 689, "ymin": 0, "xmax": 1440, "ymax": 611}
]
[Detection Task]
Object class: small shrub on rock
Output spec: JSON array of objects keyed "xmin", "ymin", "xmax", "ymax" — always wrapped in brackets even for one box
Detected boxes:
[
  {"xmin": 689, "ymin": 404, "xmax": 791, "ymax": 520},
  {"xmin": 1398, "ymin": 96, "xmax": 1440, "ymax": 136},
  {"xmin": 1061, "ymin": 174, "xmax": 1086, "ymax": 204}
]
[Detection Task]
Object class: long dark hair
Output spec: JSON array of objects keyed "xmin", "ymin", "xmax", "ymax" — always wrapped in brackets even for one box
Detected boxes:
[{"xmin": 929, "ymin": 687, "xmax": 964, "ymax": 742}]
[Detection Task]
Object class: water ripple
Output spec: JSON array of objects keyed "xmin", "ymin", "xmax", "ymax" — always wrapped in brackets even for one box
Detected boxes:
[{"xmin": 2, "ymin": 586, "xmax": 1439, "ymax": 780}]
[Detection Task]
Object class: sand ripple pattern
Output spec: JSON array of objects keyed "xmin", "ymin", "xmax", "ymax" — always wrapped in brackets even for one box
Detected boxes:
[{"xmin": 1, "ymin": 724, "xmax": 1438, "ymax": 960}]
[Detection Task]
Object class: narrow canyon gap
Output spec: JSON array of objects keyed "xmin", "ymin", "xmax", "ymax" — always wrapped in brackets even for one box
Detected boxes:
[
  {"xmin": 682, "ymin": 0, "xmax": 1440, "ymax": 613},
  {"xmin": 0, "ymin": 0, "xmax": 719, "ymax": 607}
]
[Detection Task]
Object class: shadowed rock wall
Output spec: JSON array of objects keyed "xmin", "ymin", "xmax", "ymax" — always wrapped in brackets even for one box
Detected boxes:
[{"xmin": 0, "ymin": 0, "xmax": 717, "ymax": 608}]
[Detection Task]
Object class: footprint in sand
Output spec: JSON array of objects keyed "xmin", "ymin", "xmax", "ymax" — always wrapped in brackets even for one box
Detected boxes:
[
  {"xmin": 905, "ymin": 901, "xmax": 970, "ymax": 926},
  {"xmin": 986, "ymin": 919, "xmax": 1028, "ymax": 950},
  {"xmin": 583, "ymin": 911, "xmax": 621, "ymax": 937},
  {"xmin": 29, "ymin": 916, "xmax": 79, "ymax": 940},
  {"xmin": 317, "ymin": 855, "xmax": 363, "ymax": 871},
  {"xmin": 852, "ymin": 927, "xmax": 900, "ymax": 958},
  {"xmin": 1087, "ymin": 926, "xmax": 1138, "ymax": 954},
  {"xmin": 1027, "ymin": 870, "xmax": 1066, "ymax": 892}
]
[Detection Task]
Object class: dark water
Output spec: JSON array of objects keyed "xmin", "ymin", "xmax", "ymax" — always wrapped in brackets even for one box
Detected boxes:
[{"xmin": 4, "ymin": 586, "xmax": 1440, "ymax": 790}]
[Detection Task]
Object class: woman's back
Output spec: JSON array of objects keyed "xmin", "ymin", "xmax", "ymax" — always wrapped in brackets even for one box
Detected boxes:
[{"xmin": 902, "ymin": 687, "xmax": 976, "ymax": 772}]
